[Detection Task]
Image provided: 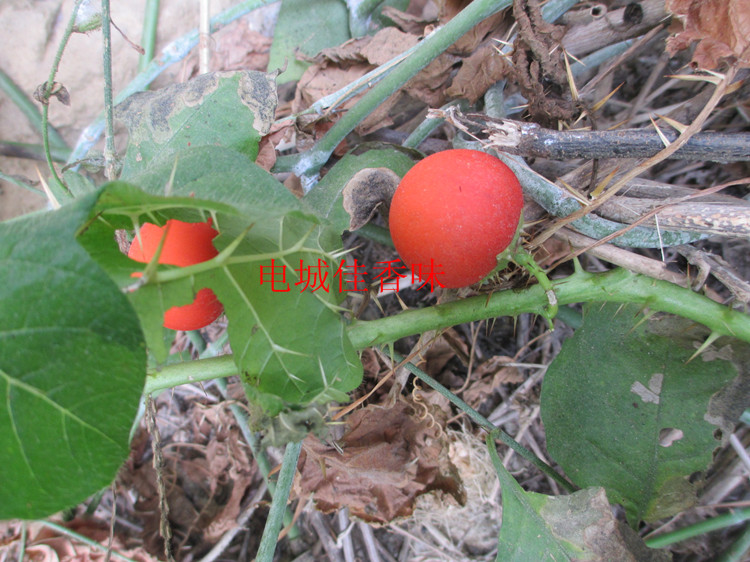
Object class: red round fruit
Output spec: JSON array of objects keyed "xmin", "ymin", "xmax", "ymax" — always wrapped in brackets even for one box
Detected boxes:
[
  {"xmin": 128, "ymin": 219, "xmax": 224, "ymax": 331},
  {"xmin": 389, "ymin": 149, "xmax": 523, "ymax": 289}
]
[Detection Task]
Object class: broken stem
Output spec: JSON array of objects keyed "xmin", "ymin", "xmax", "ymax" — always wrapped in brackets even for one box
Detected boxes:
[{"xmin": 443, "ymin": 113, "xmax": 750, "ymax": 162}]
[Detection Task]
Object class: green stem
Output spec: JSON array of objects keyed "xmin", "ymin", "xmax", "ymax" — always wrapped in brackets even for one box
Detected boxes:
[
  {"xmin": 274, "ymin": 0, "xmax": 514, "ymax": 179},
  {"xmin": 144, "ymin": 355, "xmax": 237, "ymax": 394},
  {"xmin": 0, "ymin": 68, "xmax": 68, "ymax": 151},
  {"xmin": 41, "ymin": 0, "xmax": 85, "ymax": 199},
  {"xmin": 0, "ymin": 169, "xmax": 44, "ymax": 194},
  {"xmin": 402, "ymin": 99, "xmax": 468, "ymax": 150},
  {"xmin": 35, "ymin": 520, "xmax": 138, "ymax": 562},
  {"xmin": 512, "ymin": 246, "xmax": 558, "ymax": 322},
  {"xmin": 644, "ymin": 508, "xmax": 750, "ymax": 550},
  {"xmin": 255, "ymin": 440, "xmax": 302, "ymax": 562},
  {"xmin": 144, "ymin": 268, "xmax": 750, "ymax": 389},
  {"xmin": 139, "ymin": 0, "xmax": 160, "ymax": 73},
  {"xmin": 0, "ymin": 140, "xmax": 70, "ymax": 163},
  {"xmin": 101, "ymin": 0, "xmax": 117, "ymax": 180},
  {"xmin": 214, "ymin": 378, "xmax": 299, "ymax": 539},
  {"xmin": 394, "ymin": 350, "xmax": 576, "ymax": 492},
  {"xmin": 717, "ymin": 518, "xmax": 750, "ymax": 562},
  {"xmin": 348, "ymin": 267, "xmax": 750, "ymax": 348}
]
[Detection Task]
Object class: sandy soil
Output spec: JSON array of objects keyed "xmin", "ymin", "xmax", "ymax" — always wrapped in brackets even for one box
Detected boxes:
[{"xmin": 0, "ymin": 0, "xmax": 276, "ymax": 220}]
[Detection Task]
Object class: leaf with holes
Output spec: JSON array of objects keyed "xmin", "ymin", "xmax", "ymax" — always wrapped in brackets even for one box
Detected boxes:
[{"xmin": 541, "ymin": 303, "xmax": 741, "ymax": 524}]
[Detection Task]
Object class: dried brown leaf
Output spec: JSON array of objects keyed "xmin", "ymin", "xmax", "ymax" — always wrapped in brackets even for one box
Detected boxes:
[
  {"xmin": 342, "ymin": 167, "xmax": 400, "ymax": 231},
  {"xmin": 463, "ymin": 355, "xmax": 523, "ymax": 407},
  {"xmin": 22, "ymin": 520, "xmax": 156, "ymax": 562},
  {"xmin": 361, "ymin": 27, "xmax": 421, "ymax": 66},
  {"xmin": 448, "ymin": 10, "xmax": 509, "ymax": 56},
  {"xmin": 381, "ymin": 5, "xmax": 436, "ymax": 35},
  {"xmin": 119, "ymin": 402, "xmax": 258, "ymax": 557},
  {"xmin": 185, "ymin": 21, "xmax": 272, "ymax": 77},
  {"xmin": 446, "ymin": 43, "xmax": 509, "ymax": 103},
  {"xmin": 667, "ymin": 0, "xmax": 750, "ymax": 69},
  {"xmin": 295, "ymin": 400, "xmax": 464, "ymax": 524},
  {"xmin": 404, "ymin": 51, "xmax": 458, "ymax": 108},
  {"xmin": 315, "ymin": 27, "xmax": 419, "ymax": 67}
]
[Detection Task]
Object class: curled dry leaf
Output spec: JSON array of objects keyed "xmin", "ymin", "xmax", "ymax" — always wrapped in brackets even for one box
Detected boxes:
[
  {"xmin": 445, "ymin": 42, "xmax": 508, "ymax": 103},
  {"xmin": 184, "ymin": 21, "xmax": 272, "ymax": 78},
  {"xmin": 119, "ymin": 403, "xmax": 257, "ymax": 558},
  {"xmin": 342, "ymin": 167, "xmax": 400, "ymax": 230},
  {"xmin": 463, "ymin": 355, "xmax": 524, "ymax": 408},
  {"xmin": 295, "ymin": 400, "xmax": 465, "ymax": 524},
  {"xmin": 666, "ymin": 0, "xmax": 750, "ymax": 69}
]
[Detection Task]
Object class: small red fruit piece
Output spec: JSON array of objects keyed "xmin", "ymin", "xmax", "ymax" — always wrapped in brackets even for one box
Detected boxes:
[
  {"xmin": 128, "ymin": 219, "xmax": 224, "ymax": 331},
  {"xmin": 389, "ymin": 149, "xmax": 524, "ymax": 289}
]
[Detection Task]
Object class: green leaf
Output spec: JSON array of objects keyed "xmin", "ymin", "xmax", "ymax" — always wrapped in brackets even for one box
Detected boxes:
[
  {"xmin": 78, "ymin": 181, "xmax": 242, "ymax": 362},
  {"xmin": 487, "ymin": 436, "xmax": 670, "ymax": 561},
  {"xmin": 541, "ymin": 303, "xmax": 739, "ymax": 524},
  {"xmin": 268, "ymin": 0, "xmax": 350, "ymax": 84},
  {"xmin": 82, "ymin": 179, "xmax": 363, "ymax": 419},
  {"xmin": 124, "ymin": 145, "xmax": 308, "ymax": 222},
  {"xmin": 116, "ymin": 71, "xmax": 277, "ymax": 177},
  {"xmin": 208, "ymin": 215, "xmax": 362, "ymax": 417},
  {"xmin": 0, "ymin": 197, "xmax": 146, "ymax": 519}
]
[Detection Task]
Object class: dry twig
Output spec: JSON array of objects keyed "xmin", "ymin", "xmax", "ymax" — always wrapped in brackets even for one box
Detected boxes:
[{"xmin": 430, "ymin": 111, "xmax": 750, "ymax": 163}]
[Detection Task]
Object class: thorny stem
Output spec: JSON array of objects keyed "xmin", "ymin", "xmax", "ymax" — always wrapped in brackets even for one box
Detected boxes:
[
  {"xmin": 348, "ymin": 267, "xmax": 750, "ymax": 349},
  {"xmin": 144, "ymin": 267, "xmax": 750, "ymax": 394}
]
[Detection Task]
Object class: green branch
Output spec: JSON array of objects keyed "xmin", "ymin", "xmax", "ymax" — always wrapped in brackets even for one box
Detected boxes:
[
  {"xmin": 347, "ymin": 267, "xmax": 750, "ymax": 349},
  {"xmin": 273, "ymin": 0, "xmax": 515, "ymax": 180},
  {"xmin": 255, "ymin": 441, "xmax": 302, "ymax": 562},
  {"xmin": 145, "ymin": 268, "xmax": 750, "ymax": 392},
  {"xmin": 101, "ymin": 0, "xmax": 117, "ymax": 179},
  {"xmin": 40, "ymin": 0, "xmax": 86, "ymax": 199}
]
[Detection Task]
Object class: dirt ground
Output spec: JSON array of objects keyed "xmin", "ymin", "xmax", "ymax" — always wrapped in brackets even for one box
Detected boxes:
[{"xmin": 0, "ymin": 0, "xmax": 278, "ymax": 220}]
